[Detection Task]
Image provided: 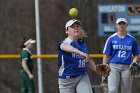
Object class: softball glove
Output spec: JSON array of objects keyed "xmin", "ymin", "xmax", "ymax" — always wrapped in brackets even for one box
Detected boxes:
[
  {"xmin": 96, "ymin": 64, "xmax": 111, "ymax": 83},
  {"xmin": 130, "ymin": 62, "xmax": 140, "ymax": 77}
]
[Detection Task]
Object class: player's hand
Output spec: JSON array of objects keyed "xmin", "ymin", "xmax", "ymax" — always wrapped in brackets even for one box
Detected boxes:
[
  {"xmin": 29, "ymin": 74, "xmax": 34, "ymax": 80},
  {"xmin": 81, "ymin": 53, "xmax": 90, "ymax": 63}
]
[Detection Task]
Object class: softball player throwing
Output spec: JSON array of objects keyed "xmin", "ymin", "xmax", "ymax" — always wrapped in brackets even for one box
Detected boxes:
[
  {"xmin": 103, "ymin": 18, "xmax": 140, "ymax": 93},
  {"xmin": 19, "ymin": 38, "xmax": 36, "ymax": 93},
  {"xmin": 58, "ymin": 19, "xmax": 96, "ymax": 93}
]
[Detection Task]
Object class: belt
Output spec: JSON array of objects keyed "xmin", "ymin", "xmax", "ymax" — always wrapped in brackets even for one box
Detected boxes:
[
  {"xmin": 110, "ymin": 62, "xmax": 130, "ymax": 65},
  {"xmin": 59, "ymin": 74, "xmax": 86, "ymax": 79}
]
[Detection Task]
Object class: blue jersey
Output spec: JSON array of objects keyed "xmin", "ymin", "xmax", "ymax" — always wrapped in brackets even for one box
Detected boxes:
[
  {"xmin": 58, "ymin": 37, "xmax": 88, "ymax": 79},
  {"xmin": 103, "ymin": 33, "xmax": 140, "ymax": 65}
]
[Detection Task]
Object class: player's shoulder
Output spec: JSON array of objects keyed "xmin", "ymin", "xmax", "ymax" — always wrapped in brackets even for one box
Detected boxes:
[
  {"xmin": 21, "ymin": 49, "xmax": 28, "ymax": 53},
  {"xmin": 77, "ymin": 39, "xmax": 85, "ymax": 43},
  {"xmin": 20, "ymin": 49, "xmax": 29, "ymax": 56},
  {"xmin": 109, "ymin": 32, "xmax": 117, "ymax": 38},
  {"xmin": 107, "ymin": 33, "xmax": 118, "ymax": 40},
  {"xmin": 61, "ymin": 37, "xmax": 73, "ymax": 44},
  {"xmin": 126, "ymin": 33, "xmax": 136, "ymax": 40},
  {"xmin": 58, "ymin": 38, "xmax": 72, "ymax": 47}
]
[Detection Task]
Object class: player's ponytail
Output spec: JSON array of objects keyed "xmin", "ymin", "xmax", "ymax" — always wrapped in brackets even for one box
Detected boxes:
[
  {"xmin": 19, "ymin": 43, "xmax": 25, "ymax": 52},
  {"xmin": 19, "ymin": 37, "xmax": 28, "ymax": 52},
  {"xmin": 79, "ymin": 29, "xmax": 87, "ymax": 39}
]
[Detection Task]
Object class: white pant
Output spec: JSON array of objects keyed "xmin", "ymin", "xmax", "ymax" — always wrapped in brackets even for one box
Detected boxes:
[
  {"xmin": 108, "ymin": 63, "xmax": 132, "ymax": 93},
  {"xmin": 58, "ymin": 74, "xmax": 93, "ymax": 93}
]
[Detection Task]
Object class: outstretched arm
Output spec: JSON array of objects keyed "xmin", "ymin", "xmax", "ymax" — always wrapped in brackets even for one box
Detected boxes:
[
  {"xmin": 60, "ymin": 43, "xmax": 90, "ymax": 62},
  {"xmin": 87, "ymin": 59, "xmax": 96, "ymax": 72},
  {"xmin": 60, "ymin": 43, "xmax": 84, "ymax": 54}
]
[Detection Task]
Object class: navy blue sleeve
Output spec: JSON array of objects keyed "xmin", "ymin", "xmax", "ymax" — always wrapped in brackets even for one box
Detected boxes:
[
  {"xmin": 58, "ymin": 41, "xmax": 63, "ymax": 50},
  {"xmin": 78, "ymin": 39, "xmax": 89, "ymax": 54},
  {"xmin": 83, "ymin": 42, "xmax": 89, "ymax": 54}
]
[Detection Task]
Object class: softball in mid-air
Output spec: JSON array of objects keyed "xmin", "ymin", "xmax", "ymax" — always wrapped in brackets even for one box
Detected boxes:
[{"xmin": 69, "ymin": 8, "xmax": 78, "ymax": 17}]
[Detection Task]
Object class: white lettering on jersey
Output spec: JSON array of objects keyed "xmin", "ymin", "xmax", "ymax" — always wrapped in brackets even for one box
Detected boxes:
[
  {"xmin": 113, "ymin": 45, "xmax": 132, "ymax": 50},
  {"xmin": 72, "ymin": 53, "xmax": 83, "ymax": 58}
]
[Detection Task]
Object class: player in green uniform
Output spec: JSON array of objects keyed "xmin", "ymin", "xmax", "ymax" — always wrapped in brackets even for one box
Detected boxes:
[{"xmin": 19, "ymin": 38, "xmax": 36, "ymax": 93}]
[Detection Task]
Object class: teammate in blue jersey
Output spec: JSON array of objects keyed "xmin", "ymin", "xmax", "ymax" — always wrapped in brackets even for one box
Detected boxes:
[
  {"xmin": 58, "ymin": 19, "xmax": 96, "ymax": 93},
  {"xmin": 103, "ymin": 18, "xmax": 140, "ymax": 93}
]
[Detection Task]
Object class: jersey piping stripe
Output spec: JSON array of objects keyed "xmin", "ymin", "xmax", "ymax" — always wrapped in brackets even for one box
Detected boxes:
[
  {"xmin": 103, "ymin": 33, "xmax": 117, "ymax": 53},
  {"xmin": 127, "ymin": 33, "xmax": 136, "ymax": 40},
  {"xmin": 58, "ymin": 55, "xmax": 65, "ymax": 76}
]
